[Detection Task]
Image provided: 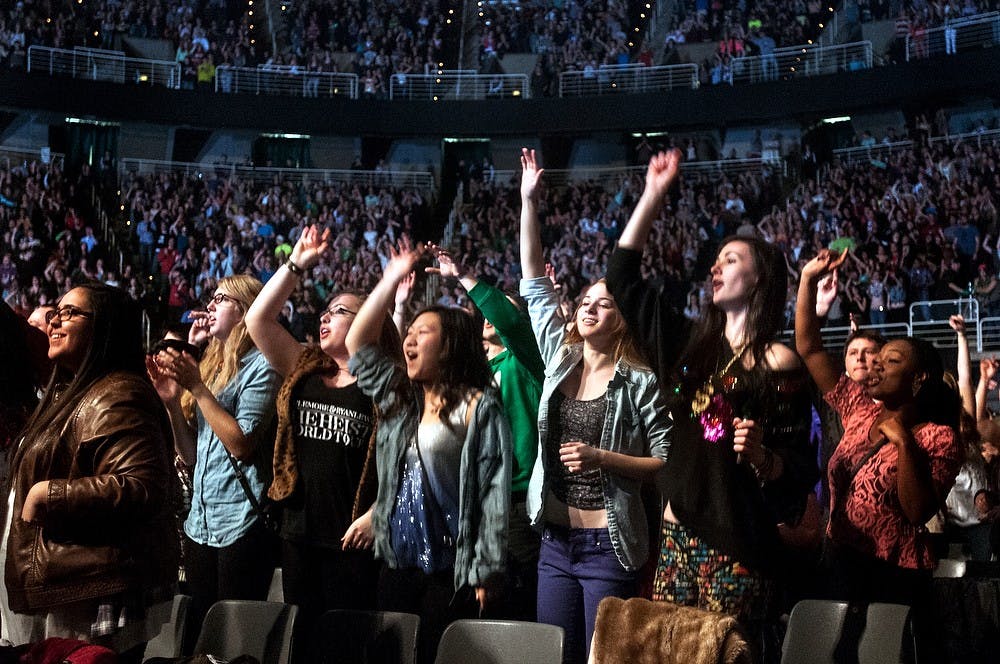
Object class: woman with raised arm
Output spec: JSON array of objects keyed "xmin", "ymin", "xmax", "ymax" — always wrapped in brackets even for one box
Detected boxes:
[
  {"xmin": 244, "ymin": 225, "xmax": 401, "ymax": 659},
  {"xmin": 148, "ymin": 274, "xmax": 280, "ymax": 651},
  {"xmin": 606, "ymin": 151, "xmax": 817, "ymax": 646},
  {"xmin": 519, "ymin": 148, "xmax": 671, "ymax": 664},
  {"xmin": 345, "ymin": 238, "xmax": 511, "ymax": 664},
  {"xmin": 796, "ymin": 249, "xmax": 962, "ymax": 604}
]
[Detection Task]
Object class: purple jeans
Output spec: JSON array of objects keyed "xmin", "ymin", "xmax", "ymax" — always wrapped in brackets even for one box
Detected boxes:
[{"xmin": 536, "ymin": 525, "xmax": 637, "ymax": 664}]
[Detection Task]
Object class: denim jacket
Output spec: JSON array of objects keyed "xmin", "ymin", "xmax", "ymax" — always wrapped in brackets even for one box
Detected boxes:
[
  {"xmin": 519, "ymin": 277, "xmax": 671, "ymax": 571},
  {"xmin": 184, "ymin": 348, "xmax": 280, "ymax": 547},
  {"xmin": 349, "ymin": 344, "xmax": 512, "ymax": 591}
]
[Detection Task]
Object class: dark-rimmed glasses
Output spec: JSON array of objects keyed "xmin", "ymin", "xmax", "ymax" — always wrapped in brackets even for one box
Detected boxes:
[
  {"xmin": 320, "ymin": 305, "xmax": 358, "ymax": 322},
  {"xmin": 208, "ymin": 293, "xmax": 242, "ymax": 307},
  {"xmin": 45, "ymin": 306, "xmax": 94, "ymax": 325}
]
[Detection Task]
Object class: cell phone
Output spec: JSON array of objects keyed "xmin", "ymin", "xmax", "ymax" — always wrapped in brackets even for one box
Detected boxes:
[{"xmin": 152, "ymin": 338, "xmax": 203, "ymax": 361}]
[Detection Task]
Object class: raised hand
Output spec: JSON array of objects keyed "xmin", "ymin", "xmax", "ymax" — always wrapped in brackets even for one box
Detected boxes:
[
  {"xmin": 981, "ymin": 357, "xmax": 998, "ymax": 389},
  {"xmin": 290, "ymin": 224, "xmax": 331, "ymax": 270},
  {"xmin": 425, "ymin": 243, "xmax": 468, "ymax": 280},
  {"xmin": 383, "ymin": 235, "xmax": 426, "ymax": 284},
  {"xmin": 816, "ymin": 270, "xmax": 839, "ymax": 318},
  {"xmin": 949, "ymin": 314, "xmax": 966, "ymax": 334},
  {"xmin": 394, "ymin": 271, "xmax": 415, "ymax": 309},
  {"xmin": 644, "ymin": 149, "xmax": 682, "ymax": 199},
  {"xmin": 544, "ymin": 262, "xmax": 562, "ymax": 290},
  {"xmin": 520, "ymin": 147, "xmax": 544, "ymax": 202},
  {"xmin": 801, "ymin": 248, "xmax": 849, "ymax": 282}
]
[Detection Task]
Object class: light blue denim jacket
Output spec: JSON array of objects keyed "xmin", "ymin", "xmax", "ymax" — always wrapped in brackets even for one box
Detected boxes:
[
  {"xmin": 519, "ymin": 276, "xmax": 671, "ymax": 571},
  {"xmin": 184, "ymin": 348, "xmax": 281, "ymax": 547},
  {"xmin": 349, "ymin": 344, "xmax": 512, "ymax": 591}
]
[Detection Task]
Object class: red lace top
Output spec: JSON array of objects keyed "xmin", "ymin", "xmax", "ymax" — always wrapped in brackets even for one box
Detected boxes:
[{"xmin": 825, "ymin": 375, "xmax": 962, "ymax": 569}]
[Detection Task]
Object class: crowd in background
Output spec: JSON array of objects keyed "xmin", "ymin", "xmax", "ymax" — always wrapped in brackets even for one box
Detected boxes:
[
  {"xmin": 4, "ymin": 0, "xmax": 1000, "ymax": 97},
  {"xmin": 4, "ymin": 111, "xmax": 1000, "ymax": 340}
]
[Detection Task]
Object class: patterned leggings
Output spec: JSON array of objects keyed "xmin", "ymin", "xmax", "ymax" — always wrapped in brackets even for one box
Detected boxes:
[{"xmin": 651, "ymin": 520, "xmax": 772, "ymax": 624}]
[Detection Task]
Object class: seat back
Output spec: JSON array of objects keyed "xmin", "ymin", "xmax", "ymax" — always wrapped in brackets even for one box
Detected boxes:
[
  {"xmin": 782, "ymin": 600, "xmax": 912, "ymax": 664},
  {"xmin": 933, "ymin": 558, "xmax": 967, "ymax": 578},
  {"xmin": 193, "ymin": 600, "xmax": 298, "ymax": 664},
  {"xmin": 267, "ymin": 567, "xmax": 284, "ymax": 602},
  {"xmin": 316, "ymin": 609, "xmax": 420, "ymax": 664},
  {"xmin": 434, "ymin": 619, "xmax": 563, "ymax": 664},
  {"xmin": 781, "ymin": 600, "xmax": 849, "ymax": 664},
  {"xmin": 858, "ymin": 603, "xmax": 911, "ymax": 664},
  {"xmin": 142, "ymin": 594, "xmax": 192, "ymax": 661}
]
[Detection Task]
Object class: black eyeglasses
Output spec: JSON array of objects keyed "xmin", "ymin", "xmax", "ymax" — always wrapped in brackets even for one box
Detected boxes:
[
  {"xmin": 208, "ymin": 293, "xmax": 242, "ymax": 306},
  {"xmin": 45, "ymin": 305, "xmax": 94, "ymax": 324},
  {"xmin": 320, "ymin": 305, "xmax": 358, "ymax": 321}
]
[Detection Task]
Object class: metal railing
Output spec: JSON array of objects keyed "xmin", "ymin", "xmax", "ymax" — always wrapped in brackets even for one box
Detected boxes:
[
  {"xmin": 27, "ymin": 45, "xmax": 180, "ymax": 89},
  {"xmin": 928, "ymin": 127, "xmax": 1000, "ymax": 148},
  {"xmin": 722, "ymin": 41, "xmax": 872, "ymax": 86},
  {"xmin": 558, "ymin": 63, "xmax": 698, "ymax": 97},
  {"xmin": 491, "ymin": 156, "xmax": 786, "ymax": 190},
  {"xmin": 388, "ymin": 71, "xmax": 529, "ymax": 100},
  {"xmin": 215, "ymin": 65, "xmax": 359, "ymax": 98},
  {"xmin": 119, "ymin": 158, "xmax": 436, "ymax": 191},
  {"xmin": 779, "ymin": 298, "xmax": 992, "ymax": 352},
  {"xmin": 0, "ymin": 147, "xmax": 64, "ymax": 169},
  {"xmin": 905, "ymin": 11, "xmax": 1000, "ymax": 61},
  {"xmin": 832, "ymin": 140, "xmax": 914, "ymax": 165}
]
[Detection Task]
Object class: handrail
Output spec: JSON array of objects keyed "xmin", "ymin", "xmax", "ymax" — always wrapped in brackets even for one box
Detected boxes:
[
  {"xmin": 0, "ymin": 147, "xmax": 64, "ymax": 169},
  {"xmin": 118, "ymin": 158, "xmax": 437, "ymax": 191},
  {"xmin": 721, "ymin": 40, "xmax": 872, "ymax": 86},
  {"xmin": 215, "ymin": 65, "xmax": 359, "ymax": 98},
  {"xmin": 558, "ymin": 62, "xmax": 698, "ymax": 97},
  {"xmin": 832, "ymin": 140, "xmax": 914, "ymax": 165},
  {"xmin": 928, "ymin": 127, "xmax": 1000, "ymax": 147},
  {"xmin": 491, "ymin": 156, "xmax": 785, "ymax": 189},
  {"xmin": 388, "ymin": 71, "xmax": 529, "ymax": 100},
  {"xmin": 905, "ymin": 11, "xmax": 1000, "ymax": 62},
  {"xmin": 27, "ymin": 45, "xmax": 180, "ymax": 89}
]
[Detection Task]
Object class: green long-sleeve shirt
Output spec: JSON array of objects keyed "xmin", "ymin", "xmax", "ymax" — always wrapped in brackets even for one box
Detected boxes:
[{"xmin": 468, "ymin": 281, "xmax": 544, "ymax": 494}]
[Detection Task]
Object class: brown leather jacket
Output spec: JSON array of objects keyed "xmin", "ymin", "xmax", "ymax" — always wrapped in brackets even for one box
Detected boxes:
[{"xmin": 4, "ymin": 371, "xmax": 179, "ymax": 612}]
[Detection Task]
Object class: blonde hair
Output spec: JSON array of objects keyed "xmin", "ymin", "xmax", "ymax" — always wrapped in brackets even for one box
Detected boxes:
[
  {"xmin": 563, "ymin": 279, "xmax": 648, "ymax": 369},
  {"xmin": 182, "ymin": 274, "xmax": 263, "ymax": 422}
]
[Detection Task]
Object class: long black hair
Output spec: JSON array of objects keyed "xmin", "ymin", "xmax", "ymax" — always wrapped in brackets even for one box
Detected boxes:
[
  {"xmin": 904, "ymin": 336, "xmax": 961, "ymax": 432},
  {"xmin": 395, "ymin": 305, "xmax": 492, "ymax": 424},
  {"xmin": 20, "ymin": 284, "xmax": 146, "ymax": 448},
  {"xmin": 676, "ymin": 235, "xmax": 787, "ymax": 399}
]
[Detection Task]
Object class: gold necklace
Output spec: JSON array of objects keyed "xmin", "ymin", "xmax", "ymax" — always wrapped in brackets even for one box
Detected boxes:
[{"xmin": 691, "ymin": 344, "xmax": 748, "ymax": 416}]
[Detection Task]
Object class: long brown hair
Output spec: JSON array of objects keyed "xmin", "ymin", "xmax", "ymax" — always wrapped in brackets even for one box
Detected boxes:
[
  {"xmin": 676, "ymin": 236, "xmax": 786, "ymax": 399},
  {"xmin": 182, "ymin": 274, "xmax": 262, "ymax": 421},
  {"xmin": 563, "ymin": 279, "xmax": 649, "ymax": 370}
]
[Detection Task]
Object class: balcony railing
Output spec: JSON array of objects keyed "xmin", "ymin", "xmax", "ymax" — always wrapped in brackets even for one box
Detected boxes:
[
  {"xmin": 215, "ymin": 65, "xmax": 359, "ymax": 99},
  {"xmin": 558, "ymin": 63, "xmax": 699, "ymax": 97},
  {"xmin": 491, "ymin": 156, "xmax": 786, "ymax": 190},
  {"xmin": 905, "ymin": 11, "xmax": 1000, "ymax": 62},
  {"xmin": 388, "ymin": 71, "xmax": 529, "ymax": 100},
  {"xmin": 27, "ymin": 45, "xmax": 180, "ymax": 89},
  {"xmin": 721, "ymin": 41, "xmax": 873, "ymax": 86},
  {"xmin": 119, "ymin": 158, "xmax": 436, "ymax": 191},
  {"xmin": 832, "ymin": 140, "xmax": 914, "ymax": 166}
]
